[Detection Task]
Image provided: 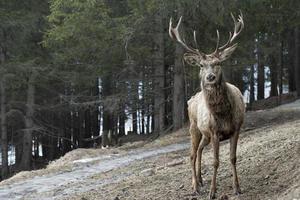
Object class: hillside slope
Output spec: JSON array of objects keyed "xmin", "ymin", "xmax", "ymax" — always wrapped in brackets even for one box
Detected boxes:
[{"xmin": 0, "ymin": 100, "xmax": 300, "ymax": 200}]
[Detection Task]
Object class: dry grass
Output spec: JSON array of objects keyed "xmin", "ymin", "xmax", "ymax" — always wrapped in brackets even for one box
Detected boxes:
[
  {"xmin": 63, "ymin": 120, "xmax": 300, "ymax": 200},
  {"xmin": 1, "ymin": 100, "xmax": 300, "ymax": 199}
]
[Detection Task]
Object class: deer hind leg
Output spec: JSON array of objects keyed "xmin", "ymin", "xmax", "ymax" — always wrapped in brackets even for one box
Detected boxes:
[
  {"xmin": 190, "ymin": 122, "xmax": 201, "ymax": 193},
  {"xmin": 230, "ymin": 131, "xmax": 241, "ymax": 195},
  {"xmin": 196, "ymin": 135, "xmax": 209, "ymax": 187},
  {"xmin": 209, "ymin": 132, "xmax": 219, "ymax": 199}
]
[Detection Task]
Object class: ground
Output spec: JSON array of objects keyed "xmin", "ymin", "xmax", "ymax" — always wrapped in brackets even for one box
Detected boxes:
[{"xmin": 0, "ymin": 100, "xmax": 300, "ymax": 200}]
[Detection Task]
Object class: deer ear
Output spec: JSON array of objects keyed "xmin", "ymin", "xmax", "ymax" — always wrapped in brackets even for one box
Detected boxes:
[
  {"xmin": 218, "ymin": 43, "xmax": 238, "ymax": 62},
  {"xmin": 183, "ymin": 53, "xmax": 203, "ymax": 67}
]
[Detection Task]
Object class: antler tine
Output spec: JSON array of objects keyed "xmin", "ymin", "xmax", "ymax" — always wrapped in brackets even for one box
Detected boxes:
[
  {"xmin": 169, "ymin": 16, "xmax": 201, "ymax": 55},
  {"xmin": 218, "ymin": 31, "xmax": 232, "ymax": 50},
  {"xmin": 168, "ymin": 17, "xmax": 175, "ymax": 40},
  {"xmin": 213, "ymin": 29, "xmax": 220, "ymax": 54},
  {"xmin": 229, "ymin": 12, "xmax": 244, "ymax": 43},
  {"xmin": 193, "ymin": 30, "xmax": 199, "ymax": 49},
  {"xmin": 215, "ymin": 11, "xmax": 244, "ymax": 53}
]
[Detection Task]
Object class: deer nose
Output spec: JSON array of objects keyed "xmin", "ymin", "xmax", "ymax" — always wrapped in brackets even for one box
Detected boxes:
[{"xmin": 206, "ymin": 73, "xmax": 216, "ymax": 82}]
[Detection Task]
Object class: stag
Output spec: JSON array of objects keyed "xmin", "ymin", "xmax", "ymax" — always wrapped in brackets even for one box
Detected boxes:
[{"xmin": 169, "ymin": 12, "xmax": 245, "ymax": 199}]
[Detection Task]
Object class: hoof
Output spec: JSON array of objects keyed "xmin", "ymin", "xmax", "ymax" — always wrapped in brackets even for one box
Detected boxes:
[
  {"xmin": 192, "ymin": 183, "xmax": 201, "ymax": 194},
  {"xmin": 193, "ymin": 183, "xmax": 204, "ymax": 195},
  {"xmin": 234, "ymin": 187, "xmax": 242, "ymax": 195},
  {"xmin": 192, "ymin": 190, "xmax": 200, "ymax": 196},
  {"xmin": 192, "ymin": 186, "xmax": 201, "ymax": 196},
  {"xmin": 199, "ymin": 178, "xmax": 204, "ymax": 187},
  {"xmin": 208, "ymin": 191, "xmax": 216, "ymax": 199}
]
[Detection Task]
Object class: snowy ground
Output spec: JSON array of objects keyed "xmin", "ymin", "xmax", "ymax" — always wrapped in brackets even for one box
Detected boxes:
[{"xmin": 0, "ymin": 100, "xmax": 300, "ymax": 200}]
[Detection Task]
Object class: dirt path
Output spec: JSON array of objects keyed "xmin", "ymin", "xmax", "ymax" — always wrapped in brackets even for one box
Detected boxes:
[
  {"xmin": 0, "ymin": 143, "xmax": 189, "ymax": 200},
  {"xmin": 61, "ymin": 119, "xmax": 299, "ymax": 200},
  {"xmin": 0, "ymin": 100, "xmax": 300, "ymax": 200}
]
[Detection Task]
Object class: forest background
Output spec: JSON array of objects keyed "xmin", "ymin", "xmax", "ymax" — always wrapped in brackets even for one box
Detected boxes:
[{"xmin": 0, "ymin": 0, "xmax": 299, "ymax": 181}]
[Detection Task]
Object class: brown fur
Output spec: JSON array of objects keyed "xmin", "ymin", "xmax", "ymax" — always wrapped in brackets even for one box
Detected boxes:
[
  {"xmin": 188, "ymin": 71, "xmax": 245, "ymax": 199},
  {"xmin": 169, "ymin": 12, "xmax": 245, "ymax": 199}
]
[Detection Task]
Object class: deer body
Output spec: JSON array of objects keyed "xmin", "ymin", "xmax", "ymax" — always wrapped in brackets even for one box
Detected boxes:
[
  {"xmin": 189, "ymin": 80, "xmax": 245, "ymax": 197},
  {"xmin": 169, "ymin": 12, "xmax": 245, "ymax": 199},
  {"xmin": 189, "ymin": 82, "xmax": 244, "ymax": 138}
]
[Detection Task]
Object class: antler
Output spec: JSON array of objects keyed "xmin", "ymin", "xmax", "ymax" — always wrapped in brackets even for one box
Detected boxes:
[
  {"xmin": 169, "ymin": 12, "xmax": 244, "ymax": 59},
  {"xmin": 213, "ymin": 11, "xmax": 244, "ymax": 55},
  {"xmin": 169, "ymin": 16, "xmax": 204, "ymax": 56}
]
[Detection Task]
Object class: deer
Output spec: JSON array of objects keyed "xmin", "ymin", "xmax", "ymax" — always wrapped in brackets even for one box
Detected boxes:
[{"xmin": 169, "ymin": 12, "xmax": 245, "ymax": 199}]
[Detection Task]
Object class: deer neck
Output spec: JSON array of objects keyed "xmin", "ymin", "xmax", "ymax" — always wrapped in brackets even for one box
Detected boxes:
[{"xmin": 202, "ymin": 76, "xmax": 232, "ymax": 117}]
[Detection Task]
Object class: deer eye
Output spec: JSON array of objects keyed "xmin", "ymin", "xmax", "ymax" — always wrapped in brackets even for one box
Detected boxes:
[{"xmin": 190, "ymin": 61, "xmax": 197, "ymax": 65}]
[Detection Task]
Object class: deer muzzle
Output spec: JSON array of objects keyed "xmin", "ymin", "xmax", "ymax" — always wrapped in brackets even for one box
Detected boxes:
[{"xmin": 206, "ymin": 73, "xmax": 216, "ymax": 82}]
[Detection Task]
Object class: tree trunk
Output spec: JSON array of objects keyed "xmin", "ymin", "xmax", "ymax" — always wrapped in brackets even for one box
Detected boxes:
[
  {"xmin": 84, "ymin": 108, "xmax": 92, "ymax": 147},
  {"xmin": 63, "ymin": 111, "xmax": 72, "ymax": 153},
  {"xmin": 102, "ymin": 111, "xmax": 113, "ymax": 147},
  {"xmin": 173, "ymin": 32, "xmax": 185, "ymax": 130},
  {"xmin": 288, "ymin": 30, "xmax": 296, "ymax": 92},
  {"xmin": 257, "ymin": 37, "xmax": 265, "ymax": 100},
  {"xmin": 153, "ymin": 7, "xmax": 165, "ymax": 134},
  {"xmin": 146, "ymin": 105, "xmax": 150, "ymax": 134},
  {"xmin": 92, "ymin": 81, "xmax": 100, "ymax": 145},
  {"xmin": 138, "ymin": 110, "xmax": 142, "ymax": 134},
  {"xmin": 101, "ymin": 75, "xmax": 113, "ymax": 147},
  {"xmin": 249, "ymin": 65, "xmax": 255, "ymax": 103},
  {"xmin": 257, "ymin": 63, "xmax": 265, "ymax": 100},
  {"xmin": 141, "ymin": 107, "xmax": 145, "ymax": 134},
  {"xmin": 57, "ymin": 111, "xmax": 64, "ymax": 156},
  {"xmin": 269, "ymin": 55, "xmax": 278, "ymax": 97},
  {"xmin": 72, "ymin": 111, "xmax": 79, "ymax": 148},
  {"xmin": 21, "ymin": 73, "xmax": 36, "ymax": 171},
  {"xmin": 73, "ymin": 109, "xmax": 83, "ymax": 148},
  {"xmin": 79, "ymin": 110, "xmax": 85, "ymax": 147},
  {"xmin": 132, "ymin": 82, "xmax": 138, "ymax": 134},
  {"xmin": 295, "ymin": 27, "xmax": 300, "ymax": 97},
  {"xmin": 172, "ymin": 2, "xmax": 185, "ymax": 130},
  {"xmin": 140, "ymin": 78, "xmax": 145, "ymax": 135},
  {"xmin": 118, "ymin": 108, "xmax": 125, "ymax": 137},
  {"xmin": 95, "ymin": 110, "xmax": 100, "ymax": 139},
  {"xmin": 0, "ymin": 79, "xmax": 8, "ymax": 179},
  {"xmin": 279, "ymin": 40, "xmax": 284, "ymax": 95}
]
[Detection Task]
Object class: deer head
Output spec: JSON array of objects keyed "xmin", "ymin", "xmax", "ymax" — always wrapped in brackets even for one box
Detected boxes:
[{"xmin": 169, "ymin": 12, "xmax": 244, "ymax": 90}]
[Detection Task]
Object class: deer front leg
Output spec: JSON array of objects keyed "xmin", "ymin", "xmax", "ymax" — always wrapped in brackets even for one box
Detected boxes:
[
  {"xmin": 230, "ymin": 131, "xmax": 241, "ymax": 195},
  {"xmin": 190, "ymin": 123, "xmax": 201, "ymax": 194},
  {"xmin": 209, "ymin": 132, "xmax": 219, "ymax": 199},
  {"xmin": 196, "ymin": 135, "xmax": 209, "ymax": 187}
]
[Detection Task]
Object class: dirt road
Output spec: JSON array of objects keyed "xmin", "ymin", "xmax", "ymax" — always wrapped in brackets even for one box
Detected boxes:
[
  {"xmin": 0, "ymin": 143, "xmax": 189, "ymax": 200},
  {"xmin": 0, "ymin": 100, "xmax": 300, "ymax": 200}
]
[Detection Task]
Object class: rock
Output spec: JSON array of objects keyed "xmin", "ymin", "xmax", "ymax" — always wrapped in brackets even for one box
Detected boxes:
[
  {"xmin": 264, "ymin": 181, "xmax": 269, "ymax": 185},
  {"xmin": 177, "ymin": 184, "xmax": 184, "ymax": 190},
  {"xmin": 140, "ymin": 168, "xmax": 155, "ymax": 176},
  {"xmin": 113, "ymin": 197, "xmax": 120, "ymax": 200},
  {"xmin": 265, "ymin": 175, "xmax": 269, "ymax": 179},
  {"xmin": 166, "ymin": 159, "xmax": 184, "ymax": 167}
]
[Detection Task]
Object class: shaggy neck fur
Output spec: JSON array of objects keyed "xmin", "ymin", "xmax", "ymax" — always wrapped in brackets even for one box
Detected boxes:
[{"xmin": 202, "ymin": 74, "xmax": 232, "ymax": 118}]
